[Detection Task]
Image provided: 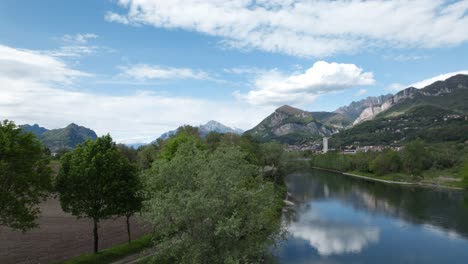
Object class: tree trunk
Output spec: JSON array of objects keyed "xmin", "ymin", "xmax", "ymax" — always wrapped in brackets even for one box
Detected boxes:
[
  {"xmin": 126, "ymin": 215, "xmax": 132, "ymax": 243},
  {"xmin": 93, "ymin": 219, "xmax": 99, "ymax": 253}
]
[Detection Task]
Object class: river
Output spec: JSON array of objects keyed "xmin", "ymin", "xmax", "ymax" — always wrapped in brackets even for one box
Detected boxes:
[{"xmin": 274, "ymin": 169, "xmax": 468, "ymax": 263}]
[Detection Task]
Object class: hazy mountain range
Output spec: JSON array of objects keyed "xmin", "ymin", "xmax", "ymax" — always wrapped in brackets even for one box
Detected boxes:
[
  {"xmin": 157, "ymin": 120, "xmax": 243, "ymax": 141},
  {"xmin": 20, "ymin": 74, "xmax": 468, "ymax": 149},
  {"xmin": 20, "ymin": 123, "xmax": 97, "ymax": 152}
]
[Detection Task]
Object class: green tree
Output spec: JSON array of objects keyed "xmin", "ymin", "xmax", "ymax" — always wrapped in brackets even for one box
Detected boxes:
[
  {"xmin": 401, "ymin": 140, "xmax": 431, "ymax": 176},
  {"xmin": 117, "ymin": 144, "xmax": 138, "ymax": 163},
  {"xmin": 115, "ymin": 165, "xmax": 142, "ymax": 244},
  {"xmin": 136, "ymin": 144, "xmax": 158, "ymax": 170},
  {"xmin": 141, "ymin": 142, "xmax": 283, "ymax": 263},
  {"xmin": 461, "ymin": 160, "xmax": 468, "ymax": 189},
  {"xmin": 158, "ymin": 130, "xmax": 205, "ymax": 161},
  {"xmin": 369, "ymin": 150, "xmax": 402, "ymax": 176},
  {"xmin": 259, "ymin": 142, "xmax": 285, "ymax": 184},
  {"xmin": 0, "ymin": 120, "xmax": 52, "ymax": 231},
  {"xmin": 56, "ymin": 135, "xmax": 138, "ymax": 252}
]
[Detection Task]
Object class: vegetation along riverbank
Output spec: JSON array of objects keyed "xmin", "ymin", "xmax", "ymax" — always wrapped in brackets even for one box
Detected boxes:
[{"xmin": 309, "ymin": 140, "xmax": 468, "ymax": 189}]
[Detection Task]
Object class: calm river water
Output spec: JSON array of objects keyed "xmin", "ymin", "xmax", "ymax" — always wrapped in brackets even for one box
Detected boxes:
[{"xmin": 275, "ymin": 169, "xmax": 468, "ymax": 264}]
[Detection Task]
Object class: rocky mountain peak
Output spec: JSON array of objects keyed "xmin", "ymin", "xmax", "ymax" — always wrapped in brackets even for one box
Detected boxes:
[{"xmin": 276, "ymin": 105, "xmax": 305, "ymax": 115}]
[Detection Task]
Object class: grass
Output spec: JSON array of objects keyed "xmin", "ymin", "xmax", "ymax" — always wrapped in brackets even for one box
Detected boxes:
[
  {"xmin": 55, "ymin": 235, "xmax": 153, "ymax": 264},
  {"xmin": 346, "ymin": 169, "xmax": 466, "ymax": 188}
]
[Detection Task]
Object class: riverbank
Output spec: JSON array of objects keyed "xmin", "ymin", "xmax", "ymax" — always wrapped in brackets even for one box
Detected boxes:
[{"xmin": 311, "ymin": 167, "xmax": 465, "ymax": 190}]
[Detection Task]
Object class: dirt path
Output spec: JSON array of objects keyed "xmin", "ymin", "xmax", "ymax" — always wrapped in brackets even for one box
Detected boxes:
[{"xmin": 0, "ymin": 198, "xmax": 148, "ymax": 264}]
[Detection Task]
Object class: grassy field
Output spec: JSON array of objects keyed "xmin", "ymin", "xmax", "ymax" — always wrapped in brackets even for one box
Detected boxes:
[
  {"xmin": 347, "ymin": 168, "xmax": 465, "ymax": 188},
  {"xmin": 55, "ymin": 235, "xmax": 153, "ymax": 264}
]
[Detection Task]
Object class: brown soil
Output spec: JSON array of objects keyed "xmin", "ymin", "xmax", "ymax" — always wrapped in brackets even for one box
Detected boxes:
[{"xmin": 0, "ymin": 198, "xmax": 148, "ymax": 264}]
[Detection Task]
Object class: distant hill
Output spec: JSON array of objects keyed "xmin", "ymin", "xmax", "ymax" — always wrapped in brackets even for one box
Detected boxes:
[
  {"xmin": 156, "ymin": 120, "xmax": 243, "ymax": 141},
  {"xmin": 20, "ymin": 124, "xmax": 48, "ymax": 137},
  {"xmin": 331, "ymin": 74, "xmax": 468, "ymax": 146},
  {"xmin": 244, "ymin": 105, "xmax": 341, "ymax": 145},
  {"xmin": 21, "ymin": 123, "xmax": 98, "ymax": 151}
]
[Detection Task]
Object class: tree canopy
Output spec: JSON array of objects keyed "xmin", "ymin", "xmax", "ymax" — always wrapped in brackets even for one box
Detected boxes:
[
  {"xmin": 0, "ymin": 120, "xmax": 52, "ymax": 231},
  {"xmin": 141, "ymin": 140, "xmax": 284, "ymax": 263},
  {"xmin": 56, "ymin": 135, "xmax": 139, "ymax": 252}
]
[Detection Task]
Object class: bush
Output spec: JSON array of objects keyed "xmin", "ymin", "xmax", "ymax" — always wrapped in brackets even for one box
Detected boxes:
[{"xmin": 369, "ymin": 150, "xmax": 402, "ymax": 176}]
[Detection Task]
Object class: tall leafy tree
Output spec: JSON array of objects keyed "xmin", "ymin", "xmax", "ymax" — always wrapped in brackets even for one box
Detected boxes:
[
  {"xmin": 56, "ymin": 135, "xmax": 138, "ymax": 252},
  {"xmin": 141, "ymin": 141, "xmax": 283, "ymax": 263},
  {"xmin": 402, "ymin": 139, "xmax": 431, "ymax": 176},
  {"xmin": 0, "ymin": 120, "xmax": 52, "ymax": 230},
  {"xmin": 114, "ymin": 163, "xmax": 142, "ymax": 244}
]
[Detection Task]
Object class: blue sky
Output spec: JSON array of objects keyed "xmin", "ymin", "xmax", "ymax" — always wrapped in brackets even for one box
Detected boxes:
[{"xmin": 1, "ymin": 0, "xmax": 468, "ymax": 143}]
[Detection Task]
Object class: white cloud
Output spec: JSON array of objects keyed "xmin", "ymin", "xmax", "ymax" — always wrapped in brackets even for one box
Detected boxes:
[
  {"xmin": 387, "ymin": 70, "xmax": 468, "ymax": 92},
  {"xmin": 410, "ymin": 70, "xmax": 468, "ymax": 88},
  {"xmin": 235, "ymin": 61, "xmax": 375, "ymax": 106},
  {"xmin": 0, "ymin": 44, "xmax": 91, "ymax": 84},
  {"xmin": 0, "ymin": 44, "xmax": 274, "ymax": 143},
  {"xmin": 106, "ymin": 0, "xmax": 468, "ymax": 57},
  {"xmin": 119, "ymin": 64, "xmax": 210, "ymax": 81},
  {"xmin": 288, "ymin": 207, "xmax": 380, "ymax": 256},
  {"xmin": 383, "ymin": 54, "xmax": 429, "ymax": 61},
  {"xmin": 47, "ymin": 45, "xmax": 98, "ymax": 57},
  {"xmin": 62, "ymin": 33, "xmax": 98, "ymax": 44},
  {"xmin": 105, "ymin": 11, "xmax": 130, "ymax": 25},
  {"xmin": 354, "ymin": 89, "xmax": 368, "ymax": 97}
]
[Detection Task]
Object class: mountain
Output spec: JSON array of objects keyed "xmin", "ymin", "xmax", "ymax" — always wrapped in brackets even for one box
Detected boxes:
[
  {"xmin": 244, "ymin": 105, "xmax": 340, "ymax": 145},
  {"xmin": 157, "ymin": 120, "xmax": 243, "ymax": 141},
  {"xmin": 40, "ymin": 123, "xmax": 98, "ymax": 151},
  {"xmin": 199, "ymin": 120, "xmax": 243, "ymax": 136},
  {"xmin": 20, "ymin": 124, "xmax": 48, "ymax": 137},
  {"xmin": 334, "ymin": 94, "xmax": 393, "ymax": 123},
  {"xmin": 352, "ymin": 74, "xmax": 468, "ymax": 125},
  {"xmin": 21, "ymin": 123, "xmax": 97, "ymax": 151},
  {"xmin": 331, "ymin": 74, "xmax": 468, "ymax": 146}
]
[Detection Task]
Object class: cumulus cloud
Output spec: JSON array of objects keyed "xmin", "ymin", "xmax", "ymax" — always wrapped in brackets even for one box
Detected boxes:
[
  {"xmin": 288, "ymin": 208, "xmax": 380, "ymax": 256},
  {"xmin": 119, "ymin": 64, "xmax": 210, "ymax": 81},
  {"xmin": 0, "ymin": 44, "xmax": 273, "ymax": 143},
  {"xmin": 387, "ymin": 70, "xmax": 468, "ymax": 92},
  {"xmin": 106, "ymin": 0, "xmax": 468, "ymax": 57},
  {"xmin": 235, "ymin": 61, "xmax": 375, "ymax": 106}
]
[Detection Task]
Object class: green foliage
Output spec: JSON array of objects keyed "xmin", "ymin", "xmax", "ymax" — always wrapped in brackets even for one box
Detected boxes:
[
  {"xmin": 158, "ymin": 130, "xmax": 206, "ymax": 161},
  {"xmin": 311, "ymin": 140, "xmax": 468, "ymax": 184},
  {"xmin": 369, "ymin": 150, "xmax": 402, "ymax": 176},
  {"xmin": 0, "ymin": 120, "xmax": 52, "ymax": 231},
  {"xmin": 136, "ymin": 144, "xmax": 158, "ymax": 171},
  {"xmin": 311, "ymin": 152, "xmax": 352, "ymax": 172},
  {"xmin": 401, "ymin": 140, "xmax": 431, "ymax": 176},
  {"xmin": 349, "ymin": 152, "xmax": 375, "ymax": 173},
  {"xmin": 116, "ymin": 144, "xmax": 138, "ymax": 163},
  {"xmin": 55, "ymin": 235, "xmax": 152, "ymax": 264},
  {"xmin": 141, "ymin": 142, "xmax": 283, "ymax": 263},
  {"xmin": 56, "ymin": 135, "xmax": 139, "ymax": 252},
  {"xmin": 461, "ymin": 160, "xmax": 468, "ymax": 189}
]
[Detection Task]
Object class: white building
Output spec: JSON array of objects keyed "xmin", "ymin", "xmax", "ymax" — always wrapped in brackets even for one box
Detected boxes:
[{"xmin": 323, "ymin": 137, "xmax": 329, "ymax": 153}]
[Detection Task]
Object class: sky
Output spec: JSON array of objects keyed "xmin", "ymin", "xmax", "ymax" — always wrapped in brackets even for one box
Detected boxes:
[{"xmin": 1, "ymin": 0, "xmax": 468, "ymax": 144}]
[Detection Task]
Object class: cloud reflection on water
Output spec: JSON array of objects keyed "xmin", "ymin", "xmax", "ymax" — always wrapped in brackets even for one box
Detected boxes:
[{"xmin": 288, "ymin": 205, "xmax": 380, "ymax": 256}]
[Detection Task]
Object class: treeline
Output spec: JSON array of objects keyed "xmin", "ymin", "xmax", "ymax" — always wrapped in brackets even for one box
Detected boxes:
[
  {"xmin": 1, "ymin": 120, "xmax": 287, "ymax": 263},
  {"xmin": 312, "ymin": 140, "xmax": 468, "ymax": 183}
]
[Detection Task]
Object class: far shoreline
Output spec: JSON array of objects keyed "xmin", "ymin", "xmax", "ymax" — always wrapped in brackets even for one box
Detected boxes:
[{"xmin": 310, "ymin": 167, "xmax": 465, "ymax": 191}]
